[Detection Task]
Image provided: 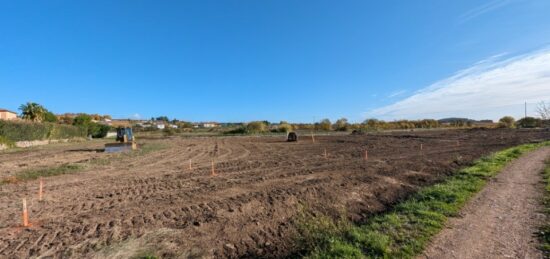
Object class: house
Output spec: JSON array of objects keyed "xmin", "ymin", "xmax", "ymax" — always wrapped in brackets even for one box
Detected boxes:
[
  {"xmin": 151, "ymin": 121, "xmax": 165, "ymax": 129},
  {"xmin": 202, "ymin": 122, "xmax": 220, "ymax": 128},
  {"xmin": 0, "ymin": 109, "xmax": 17, "ymax": 120}
]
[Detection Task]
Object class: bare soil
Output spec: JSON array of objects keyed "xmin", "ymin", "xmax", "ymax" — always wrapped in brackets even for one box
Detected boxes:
[
  {"xmin": 0, "ymin": 140, "xmax": 108, "ymax": 178},
  {"xmin": 420, "ymin": 147, "xmax": 550, "ymax": 259},
  {"xmin": 0, "ymin": 129, "xmax": 549, "ymax": 258}
]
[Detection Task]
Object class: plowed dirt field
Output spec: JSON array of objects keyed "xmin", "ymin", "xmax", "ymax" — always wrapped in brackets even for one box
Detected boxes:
[{"xmin": 1, "ymin": 129, "xmax": 549, "ymax": 258}]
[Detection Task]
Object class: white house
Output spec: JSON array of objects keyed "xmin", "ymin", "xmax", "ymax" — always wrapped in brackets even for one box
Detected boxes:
[{"xmin": 202, "ymin": 122, "xmax": 219, "ymax": 128}]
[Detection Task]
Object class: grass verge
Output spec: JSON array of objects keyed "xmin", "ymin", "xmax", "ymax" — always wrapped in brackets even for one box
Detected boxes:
[
  {"xmin": 0, "ymin": 135, "xmax": 16, "ymax": 149},
  {"xmin": 539, "ymin": 159, "xmax": 550, "ymax": 256},
  {"xmin": 298, "ymin": 141, "xmax": 550, "ymax": 258},
  {"xmin": 1, "ymin": 163, "xmax": 86, "ymax": 185}
]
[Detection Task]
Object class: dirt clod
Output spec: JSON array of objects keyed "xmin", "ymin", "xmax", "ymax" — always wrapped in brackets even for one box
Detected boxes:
[{"xmin": 224, "ymin": 243, "xmax": 236, "ymax": 251}]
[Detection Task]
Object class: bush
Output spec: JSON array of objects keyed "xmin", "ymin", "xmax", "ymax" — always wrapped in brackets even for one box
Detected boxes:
[
  {"xmin": 73, "ymin": 114, "xmax": 93, "ymax": 125},
  {"xmin": 517, "ymin": 117, "xmax": 542, "ymax": 128},
  {"xmin": 0, "ymin": 135, "xmax": 15, "ymax": 148},
  {"xmin": 246, "ymin": 121, "xmax": 268, "ymax": 133},
  {"xmin": 162, "ymin": 127, "xmax": 176, "ymax": 136},
  {"xmin": 224, "ymin": 127, "xmax": 247, "ymax": 135},
  {"xmin": 0, "ymin": 120, "xmax": 50, "ymax": 141},
  {"xmin": 44, "ymin": 111, "xmax": 58, "ymax": 123},
  {"xmin": 89, "ymin": 123, "xmax": 111, "ymax": 138},
  {"xmin": 317, "ymin": 119, "xmax": 332, "ymax": 131},
  {"xmin": 72, "ymin": 113, "xmax": 110, "ymax": 138},
  {"xmin": 277, "ymin": 123, "xmax": 293, "ymax": 133},
  {"xmin": 0, "ymin": 120, "xmax": 86, "ymax": 142},
  {"xmin": 223, "ymin": 121, "xmax": 269, "ymax": 135},
  {"xmin": 498, "ymin": 116, "xmax": 515, "ymax": 128},
  {"xmin": 50, "ymin": 124, "xmax": 89, "ymax": 139},
  {"xmin": 334, "ymin": 118, "xmax": 349, "ymax": 131}
]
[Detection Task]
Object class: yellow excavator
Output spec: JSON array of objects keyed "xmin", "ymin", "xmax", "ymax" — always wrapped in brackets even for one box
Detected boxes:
[{"xmin": 104, "ymin": 127, "xmax": 137, "ymax": 153}]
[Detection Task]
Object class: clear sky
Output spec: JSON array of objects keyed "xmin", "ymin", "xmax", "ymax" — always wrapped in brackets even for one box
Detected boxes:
[{"xmin": 1, "ymin": 0, "xmax": 550, "ymax": 122}]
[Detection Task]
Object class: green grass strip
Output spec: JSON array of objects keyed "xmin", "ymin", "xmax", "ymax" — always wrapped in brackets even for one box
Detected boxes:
[
  {"xmin": 1, "ymin": 163, "xmax": 85, "ymax": 184},
  {"xmin": 540, "ymin": 159, "xmax": 550, "ymax": 257},
  {"xmin": 300, "ymin": 141, "xmax": 550, "ymax": 259}
]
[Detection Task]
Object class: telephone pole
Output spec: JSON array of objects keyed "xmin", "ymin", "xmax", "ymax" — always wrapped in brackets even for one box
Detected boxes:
[{"xmin": 525, "ymin": 101, "xmax": 527, "ymax": 119}]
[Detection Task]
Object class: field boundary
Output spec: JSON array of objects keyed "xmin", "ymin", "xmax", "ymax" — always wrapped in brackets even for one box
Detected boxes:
[{"xmin": 297, "ymin": 141, "xmax": 550, "ymax": 258}]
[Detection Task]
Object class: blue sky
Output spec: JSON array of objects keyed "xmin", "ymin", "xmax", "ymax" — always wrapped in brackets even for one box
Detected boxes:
[{"xmin": 1, "ymin": 0, "xmax": 550, "ymax": 122}]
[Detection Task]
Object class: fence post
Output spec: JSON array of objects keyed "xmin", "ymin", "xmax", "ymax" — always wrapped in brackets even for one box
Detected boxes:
[
  {"xmin": 211, "ymin": 160, "xmax": 217, "ymax": 176},
  {"xmin": 38, "ymin": 179, "xmax": 43, "ymax": 201},
  {"xmin": 22, "ymin": 198, "xmax": 28, "ymax": 227}
]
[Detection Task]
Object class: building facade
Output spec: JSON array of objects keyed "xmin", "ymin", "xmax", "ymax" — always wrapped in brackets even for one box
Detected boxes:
[{"xmin": 0, "ymin": 109, "xmax": 17, "ymax": 120}]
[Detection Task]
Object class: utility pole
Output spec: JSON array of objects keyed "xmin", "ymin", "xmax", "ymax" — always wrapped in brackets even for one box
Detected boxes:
[{"xmin": 525, "ymin": 101, "xmax": 527, "ymax": 119}]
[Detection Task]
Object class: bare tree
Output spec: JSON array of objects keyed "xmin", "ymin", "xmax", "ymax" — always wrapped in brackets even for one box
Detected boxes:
[{"xmin": 536, "ymin": 101, "xmax": 550, "ymax": 120}]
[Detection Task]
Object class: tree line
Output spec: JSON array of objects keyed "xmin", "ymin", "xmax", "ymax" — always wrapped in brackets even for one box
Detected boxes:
[{"xmin": 18, "ymin": 102, "xmax": 110, "ymax": 138}]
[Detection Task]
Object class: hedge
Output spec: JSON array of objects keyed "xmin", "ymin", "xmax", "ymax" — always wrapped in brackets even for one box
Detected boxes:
[{"xmin": 0, "ymin": 120, "xmax": 87, "ymax": 142}]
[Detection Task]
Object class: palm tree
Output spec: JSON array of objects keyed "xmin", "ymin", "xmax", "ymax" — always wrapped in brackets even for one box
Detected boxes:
[{"xmin": 19, "ymin": 102, "xmax": 46, "ymax": 122}]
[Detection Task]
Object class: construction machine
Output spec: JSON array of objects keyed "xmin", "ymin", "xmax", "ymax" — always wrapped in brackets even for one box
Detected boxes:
[
  {"xmin": 104, "ymin": 127, "xmax": 137, "ymax": 153},
  {"xmin": 287, "ymin": 132, "xmax": 298, "ymax": 142}
]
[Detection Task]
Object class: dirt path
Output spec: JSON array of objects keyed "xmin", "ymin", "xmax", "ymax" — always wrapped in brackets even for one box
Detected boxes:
[{"xmin": 420, "ymin": 147, "xmax": 550, "ymax": 259}]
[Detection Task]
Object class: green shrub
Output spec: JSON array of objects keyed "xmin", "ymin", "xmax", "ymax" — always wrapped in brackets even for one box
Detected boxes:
[
  {"xmin": 224, "ymin": 127, "xmax": 247, "ymax": 135},
  {"xmin": 0, "ymin": 120, "xmax": 86, "ymax": 142},
  {"xmin": 44, "ymin": 111, "xmax": 58, "ymax": 123},
  {"xmin": 73, "ymin": 114, "xmax": 93, "ymax": 126},
  {"xmin": 334, "ymin": 118, "xmax": 349, "ymax": 131},
  {"xmin": 0, "ymin": 135, "xmax": 15, "ymax": 148},
  {"xmin": 162, "ymin": 127, "xmax": 176, "ymax": 136},
  {"xmin": 71, "ymin": 113, "xmax": 110, "ymax": 138},
  {"xmin": 277, "ymin": 123, "xmax": 293, "ymax": 133},
  {"xmin": 89, "ymin": 123, "xmax": 111, "ymax": 138},
  {"xmin": 517, "ymin": 117, "xmax": 542, "ymax": 128},
  {"xmin": 246, "ymin": 121, "xmax": 268, "ymax": 133},
  {"xmin": 0, "ymin": 120, "xmax": 50, "ymax": 141},
  {"xmin": 498, "ymin": 116, "xmax": 515, "ymax": 128},
  {"xmin": 317, "ymin": 119, "xmax": 332, "ymax": 131},
  {"xmin": 49, "ymin": 123, "xmax": 88, "ymax": 139},
  {"xmin": 223, "ymin": 122, "xmax": 270, "ymax": 135}
]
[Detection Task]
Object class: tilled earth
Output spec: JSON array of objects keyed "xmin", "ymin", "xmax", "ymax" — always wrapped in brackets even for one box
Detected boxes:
[{"xmin": 0, "ymin": 129, "xmax": 549, "ymax": 258}]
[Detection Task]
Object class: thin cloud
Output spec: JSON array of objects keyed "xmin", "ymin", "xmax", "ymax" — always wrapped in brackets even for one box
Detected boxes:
[
  {"xmin": 365, "ymin": 48, "xmax": 550, "ymax": 121},
  {"xmin": 131, "ymin": 113, "xmax": 141, "ymax": 119},
  {"xmin": 458, "ymin": 0, "xmax": 511, "ymax": 23},
  {"xmin": 388, "ymin": 90, "xmax": 407, "ymax": 98}
]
